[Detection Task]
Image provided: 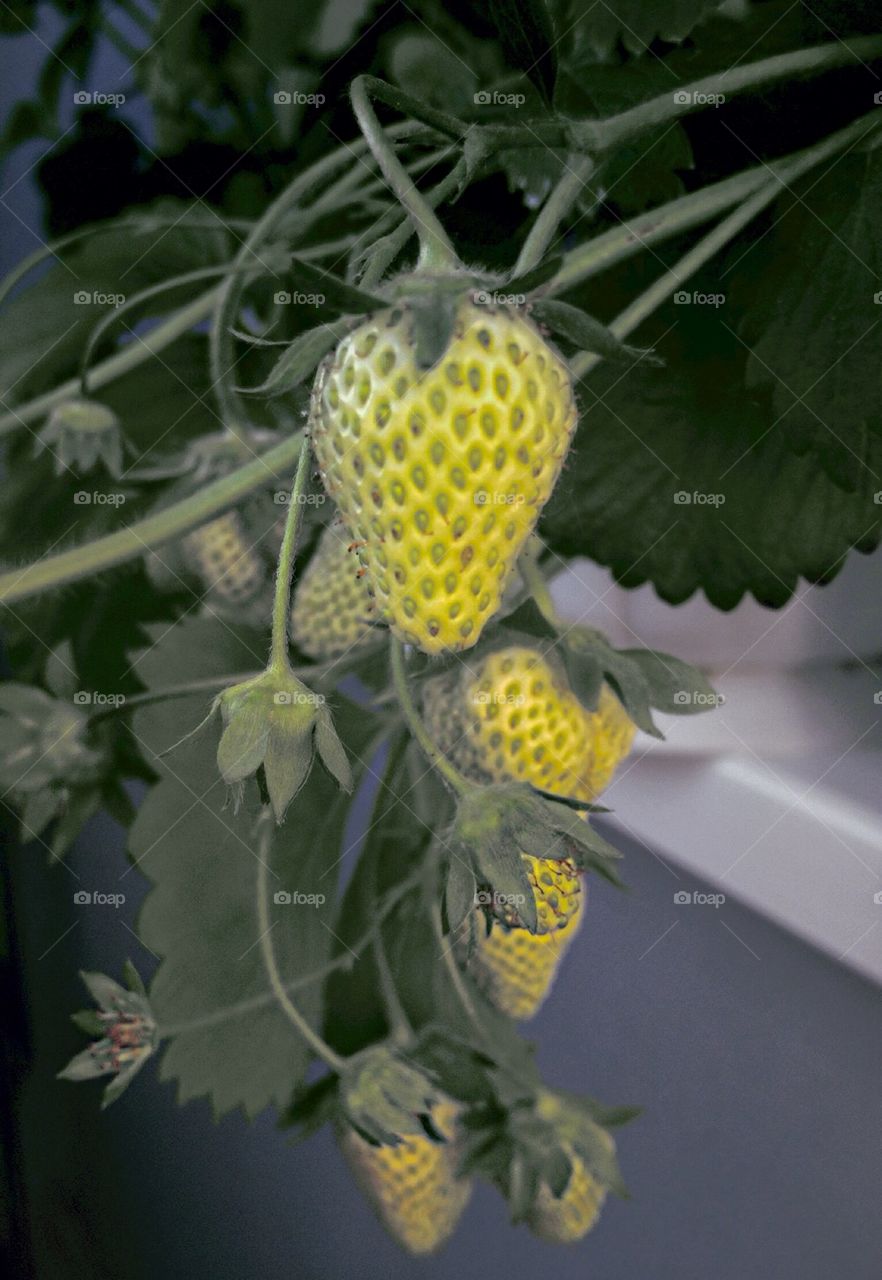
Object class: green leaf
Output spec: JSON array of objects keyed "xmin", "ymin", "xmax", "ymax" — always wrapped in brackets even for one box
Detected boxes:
[
  {"xmin": 736, "ymin": 148, "xmax": 882, "ymax": 489},
  {"xmin": 558, "ymin": 0, "xmax": 725, "ymax": 63},
  {"xmin": 285, "ymin": 257, "xmax": 384, "ymax": 316},
  {"xmin": 70, "ymin": 1009, "xmax": 105, "ymax": 1037},
  {"xmin": 541, "ymin": 331, "xmax": 882, "ymax": 608},
  {"xmin": 241, "ymin": 324, "xmax": 340, "ymax": 396},
  {"xmin": 487, "ymin": 0, "xmax": 558, "ymax": 107},
  {"xmin": 389, "ymin": 31, "xmax": 478, "ymax": 112},
  {"xmin": 444, "ymin": 856, "xmax": 476, "ymax": 935},
  {"xmin": 314, "ymin": 707, "xmax": 353, "ymax": 791},
  {"xmin": 263, "ymin": 729, "xmax": 313, "ymax": 821},
  {"xmin": 531, "ymin": 298, "xmax": 660, "ymax": 365},
  {"xmin": 126, "ymin": 615, "xmax": 373, "ymax": 1118},
  {"xmin": 622, "ymin": 649, "xmax": 718, "ymax": 715}
]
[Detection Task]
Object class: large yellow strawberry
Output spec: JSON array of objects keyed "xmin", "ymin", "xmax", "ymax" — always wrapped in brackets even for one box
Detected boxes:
[
  {"xmin": 310, "ymin": 296, "xmax": 577, "ymax": 654},
  {"xmin": 289, "ymin": 524, "xmax": 375, "ymax": 660},
  {"xmin": 339, "ymin": 1100, "xmax": 471, "ymax": 1253}
]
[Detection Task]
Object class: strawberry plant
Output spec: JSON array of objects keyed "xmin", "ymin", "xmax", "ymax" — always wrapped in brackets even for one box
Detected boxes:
[{"xmin": 2, "ymin": 0, "xmax": 881, "ymax": 1257}]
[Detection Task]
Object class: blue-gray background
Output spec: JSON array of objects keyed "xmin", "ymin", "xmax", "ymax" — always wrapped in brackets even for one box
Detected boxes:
[{"xmin": 3, "ymin": 13, "xmax": 881, "ymax": 1280}]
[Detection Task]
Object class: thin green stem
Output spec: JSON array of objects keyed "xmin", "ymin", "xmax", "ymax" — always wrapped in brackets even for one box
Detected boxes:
[
  {"xmin": 513, "ymin": 154, "xmax": 595, "ymax": 278},
  {"xmin": 0, "ymin": 432, "xmax": 303, "ymax": 605},
  {"xmin": 389, "ymin": 637, "xmax": 471, "ymax": 795},
  {"xmin": 368, "ymin": 730, "xmax": 415, "ymax": 1044},
  {"xmin": 256, "ymin": 812, "xmax": 347, "ymax": 1073},
  {"xmin": 429, "ymin": 897, "xmax": 487, "ymax": 1045},
  {"xmin": 351, "ymin": 77, "xmax": 460, "ymax": 273},
  {"xmin": 518, "ymin": 536, "xmax": 559, "ymax": 628},
  {"xmin": 548, "ymin": 106, "xmax": 882, "ymax": 298},
  {"xmin": 0, "ymin": 288, "xmax": 220, "ymax": 436},
  {"xmin": 359, "ymin": 156, "xmax": 467, "ymax": 289},
  {"xmin": 599, "ymin": 35, "xmax": 882, "ymax": 151},
  {"xmin": 269, "ymin": 437, "xmax": 311, "ymax": 672}
]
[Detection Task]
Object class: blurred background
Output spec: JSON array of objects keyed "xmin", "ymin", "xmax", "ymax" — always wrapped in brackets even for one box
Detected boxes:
[{"xmin": 2, "ymin": 4, "xmax": 881, "ymax": 1278}]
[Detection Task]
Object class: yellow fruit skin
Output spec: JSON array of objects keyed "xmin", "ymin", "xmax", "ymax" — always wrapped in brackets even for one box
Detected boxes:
[
  {"xmin": 181, "ymin": 511, "xmax": 267, "ymax": 606},
  {"xmin": 311, "ymin": 299, "xmax": 577, "ymax": 654},
  {"xmin": 289, "ymin": 525, "xmax": 374, "ymax": 660},
  {"xmin": 339, "ymin": 1102, "xmax": 471, "ymax": 1254},
  {"xmin": 528, "ymin": 1147, "xmax": 607, "ymax": 1242},
  {"xmin": 445, "ymin": 646, "xmax": 636, "ymax": 802},
  {"xmin": 468, "ymin": 893, "xmax": 583, "ymax": 1019}
]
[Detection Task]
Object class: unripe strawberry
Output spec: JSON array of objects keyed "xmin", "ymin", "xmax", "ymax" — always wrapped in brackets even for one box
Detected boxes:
[
  {"xmin": 468, "ymin": 854, "xmax": 584, "ymax": 1019},
  {"xmin": 289, "ymin": 525, "xmax": 374, "ymax": 660},
  {"xmin": 339, "ymin": 1100, "xmax": 471, "ymax": 1253},
  {"xmin": 310, "ymin": 297, "xmax": 577, "ymax": 654},
  {"xmin": 528, "ymin": 1146, "xmax": 608, "ymax": 1242},
  {"xmin": 424, "ymin": 646, "xmax": 635, "ymax": 802},
  {"xmin": 180, "ymin": 511, "xmax": 267, "ymax": 606}
]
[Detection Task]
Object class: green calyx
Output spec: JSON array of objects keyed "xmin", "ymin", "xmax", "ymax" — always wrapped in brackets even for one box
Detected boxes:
[
  {"xmin": 213, "ymin": 669, "xmax": 351, "ymax": 822},
  {"xmin": 339, "ymin": 1043, "xmax": 445, "ymax": 1146},
  {"xmin": 446, "ymin": 783, "xmax": 624, "ymax": 935},
  {"xmin": 37, "ymin": 397, "xmax": 125, "ymax": 476},
  {"xmin": 0, "ymin": 683, "xmax": 103, "ymax": 793}
]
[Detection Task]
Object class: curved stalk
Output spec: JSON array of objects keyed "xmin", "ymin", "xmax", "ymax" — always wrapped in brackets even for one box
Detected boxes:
[
  {"xmin": 389, "ymin": 637, "xmax": 470, "ymax": 795},
  {"xmin": 269, "ymin": 436, "xmax": 311, "ymax": 672},
  {"xmin": 255, "ymin": 812, "xmax": 347, "ymax": 1073},
  {"xmin": 359, "ymin": 155, "xmax": 467, "ymax": 289},
  {"xmin": 0, "ymin": 431, "xmax": 303, "ymax": 605},
  {"xmin": 351, "ymin": 77, "xmax": 460, "ymax": 273},
  {"xmin": 599, "ymin": 35, "xmax": 882, "ymax": 151},
  {"xmin": 513, "ymin": 154, "xmax": 595, "ymax": 278}
]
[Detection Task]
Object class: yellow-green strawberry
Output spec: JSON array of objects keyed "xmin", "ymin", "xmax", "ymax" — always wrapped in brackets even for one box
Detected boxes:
[
  {"xmin": 290, "ymin": 524, "xmax": 375, "ymax": 660},
  {"xmin": 526, "ymin": 1095, "xmax": 616, "ymax": 1243},
  {"xmin": 424, "ymin": 645, "xmax": 635, "ymax": 802},
  {"xmin": 339, "ymin": 1100, "xmax": 471, "ymax": 1254},
  {"xmin": 465, "ymin": 853, "xmax": 584, "ymax": 1020},
  {"xmin": 310, "ymin": 296, "xmax": 578, "ymax": 654}
]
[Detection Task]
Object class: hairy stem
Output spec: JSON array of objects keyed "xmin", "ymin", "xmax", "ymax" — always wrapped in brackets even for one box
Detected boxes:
[
  {"xmin": 269, "ymin": 437, "xmax": 311, "ymax": 672},
  {"xmin": 359, "ymin": 155, "xmax": 466, "ymax": 288},
  {"xmin": 351, "ymin": 77, "xmax": 460, "ymax": 273},
  {"xmin": 256, "ymin": 813, "xmax": 346, "ymax": 1073},
  {"xmin": 513, "ymin": 154, "xmax": 595, "ymax": 278},
  {"xmin": 389, "ymin": 637, "xmax": 470, "ymax": 795}
]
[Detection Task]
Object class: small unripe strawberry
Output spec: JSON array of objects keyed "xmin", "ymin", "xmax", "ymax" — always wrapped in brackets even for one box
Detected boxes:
[
  {"xmin": 289, "ymin": 525, "xmax": 374, "ymax": 660},
  {"xmin": 181, "ymin": 511, "xmax": 267, "ymax": 606},
  {"xmin": 339, "ymin": 1100, "xmax": 471, "ymax": 1253},
  {"xmin": 310, "ymin": 297, "xmax": 578, "ymax": 654},
  {"xmin": 528, "ymin": 1145, "xmax": 608, "ymax": 1242}
]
